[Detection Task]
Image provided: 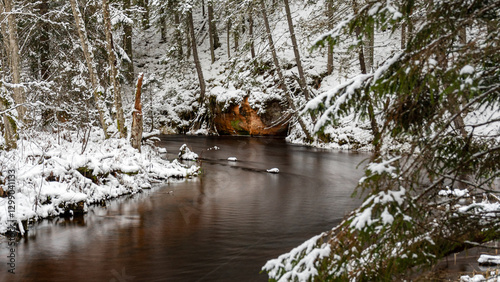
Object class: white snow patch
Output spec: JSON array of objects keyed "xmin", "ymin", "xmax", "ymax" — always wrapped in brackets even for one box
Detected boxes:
[
  {"xmin": 478, "ymin": 255, "xmax": 500, "ymax": 265},
  {"xmin": 460, "ymin": 65, "xmax": 475, "ymax": 75}
]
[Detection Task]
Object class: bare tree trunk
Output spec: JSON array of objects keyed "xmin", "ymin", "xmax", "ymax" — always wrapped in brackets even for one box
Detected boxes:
[
  {"xmin": 70, "ymin": 0, "xmax": 111, "ymax": 138},
  {"xmin": 187, "ymin": 10, "xmax": 206, "ymax": 104},
  {"xmin": 326, "ymin": 0, "xmax": 334, "ymax": 75},
  {"xmin": 0, "ymin": 95, "xmax": 17, "ymax": 150},
  {"xmin": 248, "ymin": 4, "xmax": 255, "ymax": 59},
  {"xmin": 459, "ymin": 27, "xmax": 467, "ymax": 45},
  {"xmin": 138, "ymin": 0, "xmax": 150, "ymax": 29},
  {"xmin": 39, "ymin": 0, "xmax": 50, "ymax": 80},
  {"xmin": 159, "ymin": 7, "xmax": 166, "ymax": 43},
  {"xmin": 283, "ymin": 0, "xmax": 309, "ymax": 100},
  {"xmin": 209, "ymin": 3, "xmax": 220, "ymax": 49},
  {"xmin": 3, "ymin": 0, "xmax": 25, "ymax": 122},
  {"xmin": 173, "ymin": 12, "xmax": 183, "ymax": 59},
  {"xmin": 186, "ymin": 22, "xmax": 191, "ymax": 59},
  {"xmin": 259, "ymin": 0, "xmax": 312, "ymax": 142},
  {"xmin": 130, "ymin": 73, "xmax": 144, "ymax": 152},
  {"xmin": 401, "ymin": 22, "xmax": 406, "ymax": 49},
  {"xmin": 234, "ymin": 25, "xmax": 239, "ymax": 52},
  {"xmin": 364, "ymin": 24, "xmax": 374, "ymax": 72},
  {"xmin": 352, "ymin": 1, "xmax": 367, "ymax": 74},
  {"xmin": 123, "ymin": 0, "xmax": 134, "ymax": 82},
  {"xmin": 0, "ymin": 9, "xmax": 9, "ymax": 68},
  {"xmin": 356, "ymin": 28, "xmax": 367, "ymax": 74},
  {"xmin": 227, "ymin": 18, "xmax": 231, "ymax": 58},
  {"xmin": 208, "ymin": 2, "xmax": 216, "ymax": 63},
  {"xmin": 102, "ymin": 0, "xmax": 126, "ymax": 138}
]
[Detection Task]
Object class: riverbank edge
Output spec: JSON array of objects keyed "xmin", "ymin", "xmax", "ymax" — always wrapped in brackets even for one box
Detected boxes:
[{"xmin": 0, "ymin": 130, "xmax": 200, "ymax": 237}]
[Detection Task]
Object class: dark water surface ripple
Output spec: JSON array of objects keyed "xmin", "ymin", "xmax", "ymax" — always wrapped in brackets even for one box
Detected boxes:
[{"xmin": 0, "ymin": 135, "xmax": 368, "ymax": 281}]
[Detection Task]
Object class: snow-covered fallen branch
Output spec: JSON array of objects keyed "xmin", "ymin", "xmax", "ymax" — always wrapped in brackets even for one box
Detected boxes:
[{"xmin": 0, "ymin": 129, "xmax": 199, "ymax": 234}]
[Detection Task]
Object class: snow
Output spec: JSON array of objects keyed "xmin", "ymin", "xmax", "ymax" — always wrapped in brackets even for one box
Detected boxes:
[
  {"xmin": 461, "ymin": 275, "xmax": 500, "ymax": 282},
  {"xmin": 266, "ymin": 168, "xmax": 280, "ymax": 173},
  {"xmin": 178, "ymin": 144, "xmax": 199, "ymax": 160},
  {"xmin": 262, "ymin": 233, "xmax": 331, "ymax": 282},
  {"xmin": 460, "ymin": 65, "xmax": 475, "ymax": 75},
  {"xmin": 0, "ymin": 130, "xmax": 199, "ymax": 234},
  {"xmin": 478, "ymin": 255, "xmax": 500, "ymax": 265},
  {"xmin": 438, "ymin": 188, "xmax": 469, "ymax": 197}
]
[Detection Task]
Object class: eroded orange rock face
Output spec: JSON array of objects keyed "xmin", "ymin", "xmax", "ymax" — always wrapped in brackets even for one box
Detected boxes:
[{"xmin": 213, "ymin": 97, "xmax": 289, "ymax": 136}]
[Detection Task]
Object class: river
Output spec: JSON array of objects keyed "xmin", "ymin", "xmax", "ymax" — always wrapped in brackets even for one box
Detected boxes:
[{"xmin": 0, "ymin": 136, "xmax": 368, "ymax": 281}]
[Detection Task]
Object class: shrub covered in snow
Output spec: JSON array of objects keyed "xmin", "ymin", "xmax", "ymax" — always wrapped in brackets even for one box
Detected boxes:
[{"xmin": 0, "ymin": 129, "xmax": 199, "ymax": 234}]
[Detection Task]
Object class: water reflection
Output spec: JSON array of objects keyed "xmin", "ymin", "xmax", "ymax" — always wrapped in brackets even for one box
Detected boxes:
[{"xmin": 1, "ymin": 136, "xmax": 368, "ymax": 281}]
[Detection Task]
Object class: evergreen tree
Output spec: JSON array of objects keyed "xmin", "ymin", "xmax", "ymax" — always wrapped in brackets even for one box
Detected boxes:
[{"xmin": 264, "ymin": 0, "xmax": 500, "ymax": 280}]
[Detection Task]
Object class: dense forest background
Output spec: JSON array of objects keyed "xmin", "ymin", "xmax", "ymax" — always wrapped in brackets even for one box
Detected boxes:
[{"xmin": 0, "ymin": 0, "xmax": 499, "ymax": 280}]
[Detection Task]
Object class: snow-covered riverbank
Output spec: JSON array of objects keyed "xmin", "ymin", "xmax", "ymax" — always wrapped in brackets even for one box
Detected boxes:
[{"xmin": 0, "ymin": 130, "xmax": 199, "ymax": 234}]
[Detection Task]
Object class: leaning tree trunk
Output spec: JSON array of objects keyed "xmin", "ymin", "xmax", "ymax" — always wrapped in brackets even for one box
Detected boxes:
[
  {"xmin": 208, "ymin": 2, "xmax": 216, "ymax": 63},
  {"xmin": 226, "ymin": 17, "xmax": 231, "ymax": 58},
  {"xmin": 102, "ymin": 0, "xmax": 126, "ymax": 138},
  {"xmin": 3, "ymin": 0, "xmax": 25, "ymax": 123},
  {"xmin": 70, "ymin": 0, "xmax": 111, "ymax": 138},
  {"xmin": 326, "ymin": 0, "xmax": 334, "ymax": 75},
  {"xmin": 259, "ymin": 0, "xmax": 312, "ymax": 142},
  {"xmin": 283, "ymin": 0, "xmax": 309, "ymax": 100},
  {"xmin": 130, "ymin": 73, "xmax": 144, "ymax": 152},
  {"xmin": 187, "ymin": 10, "xmax": 206, "ymax": 104}
]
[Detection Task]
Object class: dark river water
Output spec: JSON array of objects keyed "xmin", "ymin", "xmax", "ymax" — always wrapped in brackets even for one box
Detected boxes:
[{"xmin": 0, "ymin": 136, "xmax": 369, "ymax": 281}]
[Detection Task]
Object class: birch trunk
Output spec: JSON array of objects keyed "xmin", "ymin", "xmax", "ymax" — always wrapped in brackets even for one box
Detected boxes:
[
  {"xmin": 259, "ymin": 0, "xmax": 312, "ymax": 142},
  {"xmin": 102, "ymin": 0, "xmax": 126, "ymax": 138},
  {"xmin": 70, "ymin": 0, "xmax": 111, "ymax": 138}
]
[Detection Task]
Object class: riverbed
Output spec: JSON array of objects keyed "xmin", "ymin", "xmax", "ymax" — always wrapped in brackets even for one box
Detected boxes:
[{"xmin": 0, "ymin": 136, "xmax": 368, "ymax": 281}]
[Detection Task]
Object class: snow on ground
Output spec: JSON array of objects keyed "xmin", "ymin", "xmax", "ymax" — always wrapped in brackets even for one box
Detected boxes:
[
  {"xmin": 0, "ymin": 130, "xmax": 199, "ymax": 234},
  {"xmin": 178, "ymin": 144, "xmax": 199, "ymax": 160},
  {"xmin": 461, "ymin": 274, "xmax": 500, "ymax": 282},
  {"xmin": 478, "ymin": 255, "xmax": 500, "ymax": 266}
]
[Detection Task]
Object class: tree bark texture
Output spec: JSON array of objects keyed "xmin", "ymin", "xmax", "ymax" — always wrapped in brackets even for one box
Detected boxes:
[
  {"xmin": 70, "ymin": 0, "xmax": 111, "ymax": 138},
  {"xmin": 283, "ymin": 0, "xmax": 309, "ymax": 100},
  {"xmin": 123, "ymin": 0, "xmax": 134, "ymax": 82},
  {"xmin": 131, "ymin": 73, "xmax": 144, "ymax": 152},
  {"xmin": 326, "ymin": 0, "xmax": 334, "ymax": 75},
  {"xmin": 39, "ymin": 0, "xmax": 50, "ymax": 80},
  {"xmin": 174, "ymin": 12, "xmax": 183, "ymax": 59},
  {"xmin": 208, "ymin": 2, "xmax": 216, "ymax": 63},
  {"xmin": 248, "ymin": 4, "xmax": 255, "ymax": 59},
  {"xmin": 102, "ymin": 0, "xmax": 126, "ymax": 138},
  {"xmin": 3, "ymin": 0, "xmax": 25, "ymax": 122},
  {"xmin": 187, "ymin": 10, "xmax": 206, "ymax": 104}
]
